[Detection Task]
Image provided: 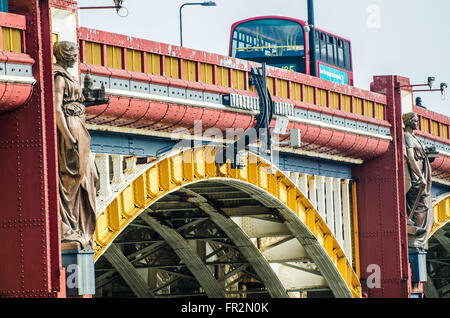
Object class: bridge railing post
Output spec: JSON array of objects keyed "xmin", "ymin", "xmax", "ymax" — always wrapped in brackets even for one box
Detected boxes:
[
  {"xmin": 288, "ymin": 172, "xmax": 355, "ymax": 266},
  {"xmin": 111, "ymin": 154, "xmax": 125, "ymax": 184},
  {"xmin": 298, "ymin": 173, "xmax": 308, "ymax": 195},
  {"xmin": 308, "ymin": 175, "xmax": 318, "ymax": 209},
  {"xmin": 342, "ymin": 179, "xmax": 353, "ymax": 261},
  {"xmin": 325, "ymin": 177, "xmax": 335, "ymax": 234},
  {"xmin": 94, "ymin": 153, "xmax": 112, "ymax": 197},
  {"xmin": 124, "ymin": 156, "xmax": 138, "ymax": 174},
  {"xmin": 316, "ymin": 176, "xmax": 326, "ymax": 219},
  {"xmin": 333, "ymin": 178, "xmax": 343, "ymax": 248}
]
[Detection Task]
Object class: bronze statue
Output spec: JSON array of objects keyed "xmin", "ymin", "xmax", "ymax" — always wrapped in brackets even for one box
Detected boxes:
[
  {"xmin": 54, "ymin": 41, "xmax": 98, "ymax": 250},
  {"xmin": 403, "ymin": 112, "xmax": 436, "ymax": 250}
]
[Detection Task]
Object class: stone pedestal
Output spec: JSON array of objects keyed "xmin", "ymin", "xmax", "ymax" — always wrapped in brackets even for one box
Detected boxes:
[
  {"xmin": 61, "ymin": 244, "xmax": 96, "ymax": 297},
  {"xmin": 409, "ymin": 249, "xmax": 427, "ymax": 284}
]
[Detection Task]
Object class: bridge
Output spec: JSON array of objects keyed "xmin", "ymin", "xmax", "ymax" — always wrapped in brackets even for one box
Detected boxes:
[{"xmin": 0, "ymin": 0, "xmax": 449, "ymax": 299}]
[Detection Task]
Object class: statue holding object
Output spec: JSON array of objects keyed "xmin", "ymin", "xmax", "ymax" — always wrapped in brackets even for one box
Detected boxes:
[
  {"xmin": 402, "ymin": 112, "xmax": 437, "ymax": 250},
  {"xmin": 53, "ymin": 41, "xmax": 109, "ymax": 250}
]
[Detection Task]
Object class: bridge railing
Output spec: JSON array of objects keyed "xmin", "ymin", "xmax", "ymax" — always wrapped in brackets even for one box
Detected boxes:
[
  {"xmin": 412, "ymin": 105, "xmax": 450, "ymax": 180},
  {"xmin": 0, "ymin": 11, "xmax": 35, "ymax": 113},
  {"xmin": 0, "ymin": 11, "xmax": 25, "ymax": 54},
  {"xmin": 414, "ymin": 105, "xmax": 450, "ymax": 145},
  {"xmin": 78, "ymin": 27, "xmax": 389, "ymax": 128}
]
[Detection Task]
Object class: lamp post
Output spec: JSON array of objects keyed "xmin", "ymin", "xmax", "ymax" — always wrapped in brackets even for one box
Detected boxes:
[
  {"xmin": 179, "ymin": 1, "xmax": 216, "ymax": 47},
  {"xmin": 307, "ymin": 0, "xmax": 317, "ymax": 77}
]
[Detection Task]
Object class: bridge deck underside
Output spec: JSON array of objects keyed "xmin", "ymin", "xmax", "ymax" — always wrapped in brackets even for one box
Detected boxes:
[
  {"xmin": 426, "ymin": 222, "xmax": 450, "ymax": 298},
  {"xmin": 95, "ymin": 181, "xmax": 333, "ymax": 298}
]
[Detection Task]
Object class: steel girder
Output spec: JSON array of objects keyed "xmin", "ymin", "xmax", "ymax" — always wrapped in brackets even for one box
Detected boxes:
[{"xmin": 92, "ymin": 146, "xmax": 361, "ymax": 298}]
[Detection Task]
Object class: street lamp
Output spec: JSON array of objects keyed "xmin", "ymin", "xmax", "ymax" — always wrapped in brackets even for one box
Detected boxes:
[
  {"xmin": 79, "ymin": 0, "xmax": 128, "ymax": 17},
  {"xmin": 398, "ymin": 76, "xmax": 448, "ymax": 96},
  {"xmin": 179, "ymin": 1, "xmax": 216, "ymax": 47}
]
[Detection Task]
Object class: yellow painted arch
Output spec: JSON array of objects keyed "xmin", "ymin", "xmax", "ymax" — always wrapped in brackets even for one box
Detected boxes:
[
  {"xmin": 431, "ymin": 193, "xmax": 450, "ymax": 237},
  {"xmin": 93, "ymin": 146, "xmax": 361, "ymax": 298}
]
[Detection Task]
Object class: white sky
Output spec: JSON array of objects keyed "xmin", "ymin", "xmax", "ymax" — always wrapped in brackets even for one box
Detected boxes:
[{"xmin": 77, "ymin": 0, "xmax": 450, "ymax": 116}]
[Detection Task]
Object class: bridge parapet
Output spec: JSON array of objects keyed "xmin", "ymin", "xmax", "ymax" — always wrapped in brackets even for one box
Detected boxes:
[
  {"xmin": 78, "ymin": 27, "xmax": 388, "ymax": 122},
  {"xmin": 78, "ymin": 27, "xmax": 394, "ymax": 161},
  {"xmin": 412, "ymin": 105, "xmax": 450, "ymax": 181},
  {"xmin": 0, "ymin": 11, "xmax": 35, "ymax": 113}
]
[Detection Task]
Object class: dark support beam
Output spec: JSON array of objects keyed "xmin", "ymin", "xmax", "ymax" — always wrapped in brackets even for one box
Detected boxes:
[
  {"xmin": 103, "ymin": 244, "xmax": 154, "ymax": 298},
  {"xmin": 180, "ymin": 188, "xmax": 289, "ymax": 298},
  {"xmin": 140, "ymin": 213, "xmax": 226, "ymax": 298}
]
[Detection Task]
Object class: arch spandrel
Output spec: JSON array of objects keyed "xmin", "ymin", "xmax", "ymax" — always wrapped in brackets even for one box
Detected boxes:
[
  {"xmin": 93, "ymin": 146, "xmax": 361, "ymax": 298},
  {"xmin": 431, "ymin": 193, "xmax": 450, "ymax": 237}
]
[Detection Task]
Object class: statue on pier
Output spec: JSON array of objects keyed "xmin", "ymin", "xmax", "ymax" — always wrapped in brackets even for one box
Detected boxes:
[
  {"xmin": 402, "ymin": 112, "xmax": 437, "ymax": 250},
  {"xmin": 53, "ymin": 41, "xmax": 99, "ymax": 250}
]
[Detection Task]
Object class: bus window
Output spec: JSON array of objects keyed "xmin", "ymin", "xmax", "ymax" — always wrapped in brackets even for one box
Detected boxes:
[
  {"xmin": 344, "ymin": 41, "xmax": 352, "ymax": 70},
  {"xmin": 327, "ymin": 35, "xmax": 335, "ymax": 65},
  {"xmin": 231, "ymin": 19, "xmax": 305, "ymax": 59},
  {"xmin": 320, "ymin": 32, "xmax": 327, "ymax": 63},
  {"xmin": 315, "ymin": 30, "xmax": 320, "ymax": 61},
  {"xmin": 337, "ymin": 39, "xmax": 344, "ymax": 69}
]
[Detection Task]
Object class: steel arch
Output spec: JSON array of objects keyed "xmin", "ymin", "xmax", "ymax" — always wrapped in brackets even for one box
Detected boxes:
[
  {"xmin": 431, "ymin": 193, "xmax": 450, "ymax": 237},
  {"xmin": 93, "ymin": 146, "xmax": 361, "ymax": 298}
]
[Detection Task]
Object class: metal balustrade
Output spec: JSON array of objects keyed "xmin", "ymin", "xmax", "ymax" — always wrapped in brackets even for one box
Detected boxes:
[
  {"xmin": 94, "ymin": 152, "xmax": 154, "ymax": 215},
  {"xmin": 78, "ymin": 27, "xmax": 388, "ymax": 123},
  {"xmin": 0, "ymin": 12, "xmax": 35, "ymax": 113},
  {"xmin": 286, "ymin": 171, "xmax": 357, "ymax": 271},
  {"xmin": 0, "ymin": 12, "xmax": 25, "ymax": 53},
  {"xmin": 415, "ymin": 105, "xmax": 450, "ymax": 142}
]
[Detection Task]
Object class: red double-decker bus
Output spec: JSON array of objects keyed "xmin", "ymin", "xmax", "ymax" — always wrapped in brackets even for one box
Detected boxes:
[{"xmin": 229, "ymin": 16, "xmax": 354, "ymax": 86}]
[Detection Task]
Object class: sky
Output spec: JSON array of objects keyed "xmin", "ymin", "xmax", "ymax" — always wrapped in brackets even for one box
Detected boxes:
[{"xmin": 77, "ymin": 0, "xmax": 450, "ymax": 116}]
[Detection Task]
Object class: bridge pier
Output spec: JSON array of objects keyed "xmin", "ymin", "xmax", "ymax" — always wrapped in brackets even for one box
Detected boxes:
[{"xmin": 354, "ymin": 75, "xmax": 411, "ymax": 297}]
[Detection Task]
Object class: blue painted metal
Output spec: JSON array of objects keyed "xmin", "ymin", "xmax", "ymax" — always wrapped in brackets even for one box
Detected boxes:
[
  {"xmin": 90, "ymin": 130, "xmax": 354, "ymax": 179},
  {"xmin": 90, "ymin": 130, "xmax": 178, "ymax": 157},
  {"xmin": 280, "ymin": 152, "xmax": 353, "ymax": 179},
  {"xmin": 408, "ymin": 250, "xmax": 427, "ymax": 283},
  {"xmin": 0, "ymin": 0, "xmax": 7, "ymax": 12},
  {"xmin": 61, "ymin": 249, "xmax": 96, "ymax": 296},
  {"xmin": 431, "ymin": 181, "xmax": 450, "ymax": 199}
]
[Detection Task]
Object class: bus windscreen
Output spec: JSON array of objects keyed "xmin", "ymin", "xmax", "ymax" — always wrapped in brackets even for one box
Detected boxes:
[{"xmin": 231, "ymin": 19, "xmax": 305, "ymax": 60}]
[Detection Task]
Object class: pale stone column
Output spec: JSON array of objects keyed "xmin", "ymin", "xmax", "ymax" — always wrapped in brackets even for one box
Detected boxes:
[
  {"xmin": 124, "ymin": 156, "xmax": 138, "ymax": 174},
  {"xmin": 289, "ymin": 172, "xmax": 299, "ymax": 187},
  {"xmin": 316, "ymin": 176, "xmax": 326, "ymax": 219},
  {"xmin": 341, "ymin": 179, "xmax": 353, "ymax": 261},
  {"xmin": 308, "ymin": 175, "xmax": 317, "ymax": 209},
  {"xmin": 111, "ymin": 154, "xmax": 125, "ymax": 184},
  {"xmin": 325, "ymin": 177, "xmax": 334, "ymax": 234},
  {"xmin": 95, "ymin": 153, "xmax": 112, "ymax": 197},
  {"xmin": 333, "ymin": 178, "xmax": 343, "ymax": 247},
  {"xmin": 298, "ymin": 173, "xmax": 308, "ymax": 196}
]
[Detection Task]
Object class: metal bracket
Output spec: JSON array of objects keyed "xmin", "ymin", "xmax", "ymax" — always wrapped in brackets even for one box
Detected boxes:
[{"xmin": 215, "ymin": 63, "xmax": 274, "ymax": 169}]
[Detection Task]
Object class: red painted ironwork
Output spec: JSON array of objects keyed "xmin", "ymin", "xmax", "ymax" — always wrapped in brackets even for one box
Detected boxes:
[
  {"xmin": 353, "ymin": 75, "xmax": 412, "ymax": 298},
  {"xmin": 0, "ymin": 11, "xmax": 26, "ymax": 29},
  {"xmin": 0, "ymin": 52, "xmax": 35, "ymax": 113},
  {"xmin": 0, "ymin": 0, "xmax": 61, "ymax": 297},
  {"xmin": 1, "ymin": 0, "xmax": 449, "ymax": 300}
]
